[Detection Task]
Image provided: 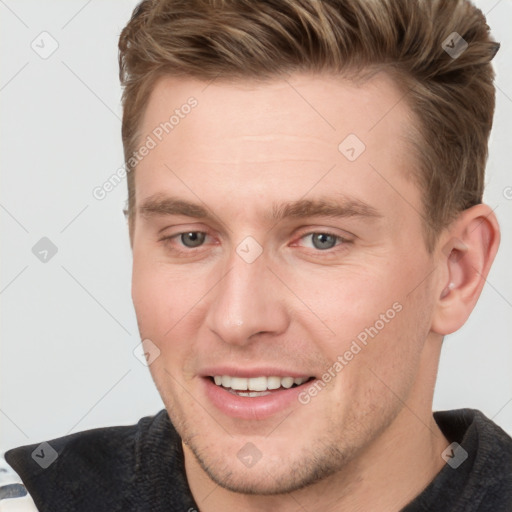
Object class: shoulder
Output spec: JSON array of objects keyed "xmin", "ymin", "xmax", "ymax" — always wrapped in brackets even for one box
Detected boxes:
[
  {"xmin": 436, "ymin": 408, "xmax": 512, "ymax": 510},
  {"xmin": 468, "ymin": 409, "xmax": 512, "ymax": 503},
  {"xmin": 2, "ymin": 409, "xmax": 173, "ymax": 512},
  {"xmin": 4, "ymin": 409, "xmax": 171, "ymax": 474},
  {"xmin": 0, "ymin": 456, "xmax": 38, "ymax": 511},
  {"xmin": 436, "ymin": 407, "xmax": 512, "ymax": 466}
]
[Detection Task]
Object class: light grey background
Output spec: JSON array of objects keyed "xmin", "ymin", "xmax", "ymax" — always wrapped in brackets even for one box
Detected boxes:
[{"xmin": 1, "ymin": 0, "xmax": 511, "ymax": 455}]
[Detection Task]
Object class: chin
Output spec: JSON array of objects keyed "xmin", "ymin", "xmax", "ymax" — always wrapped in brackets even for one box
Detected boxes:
[{"xmin": 186, "ymin": 435, "xmax": 355, "ymax": 496}]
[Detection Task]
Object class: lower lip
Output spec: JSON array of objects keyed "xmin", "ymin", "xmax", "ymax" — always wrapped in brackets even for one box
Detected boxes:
[{"xmin": 202, "ymin": 377, "xmax": 315, "ymax": 420}]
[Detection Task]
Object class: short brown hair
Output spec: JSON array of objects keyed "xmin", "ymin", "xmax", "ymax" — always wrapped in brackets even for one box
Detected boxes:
[{"xmin": 118, "ymin": 0, "xmax": 499, "ymax": 250}]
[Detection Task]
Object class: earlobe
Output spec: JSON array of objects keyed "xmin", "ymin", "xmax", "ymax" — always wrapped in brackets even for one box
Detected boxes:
[{"xmin": 431, "ymin": 204, "xmax": 500, "ymax": 336}]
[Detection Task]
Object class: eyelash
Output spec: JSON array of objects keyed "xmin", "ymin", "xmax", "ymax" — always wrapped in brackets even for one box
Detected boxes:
[{"xmin": 159, "ymin": 230, "xmax": 351, "ymax": 256}]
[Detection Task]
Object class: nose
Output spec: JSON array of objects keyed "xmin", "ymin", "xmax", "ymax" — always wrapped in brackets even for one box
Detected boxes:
[{"xmin": 205, "ymin": 247, "xmax": 289, "ymax": 346}]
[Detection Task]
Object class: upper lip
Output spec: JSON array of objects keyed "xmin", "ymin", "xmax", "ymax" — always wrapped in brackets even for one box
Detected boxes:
[{"xmin": 200, "ymin": 367, "xmax": 315, "ymax": 379}]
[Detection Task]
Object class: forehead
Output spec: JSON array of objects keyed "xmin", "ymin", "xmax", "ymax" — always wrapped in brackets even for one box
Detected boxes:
[
  {"xmin": 135, "ymin": 71, "xmax": 421, "ymax": 227},
  {"xmin": 141, "ymin": 71, "xmax": 415, "ymax": 148}
]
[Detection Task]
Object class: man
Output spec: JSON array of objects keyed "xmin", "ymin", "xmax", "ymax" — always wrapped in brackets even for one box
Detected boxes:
[{"xmin": 3, "ymin": 0, "xmax": 511, "ymax": 510}]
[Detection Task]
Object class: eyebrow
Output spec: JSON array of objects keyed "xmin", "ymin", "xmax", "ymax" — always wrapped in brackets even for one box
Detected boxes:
[{"xmin": 138, "ymin": 194, "xmax": 382, "ymax": 224}]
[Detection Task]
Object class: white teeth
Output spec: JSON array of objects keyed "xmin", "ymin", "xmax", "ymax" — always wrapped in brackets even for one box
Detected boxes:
[
  {"xmin": 230, "ymin": 376, "xmax": 248, "ymax": 391},
  {"xmin": 266, "ymin": 376, "xmax": 281, "ymax": 390},
  {"xmin": 281, "ymin": 377, "xmax": 294, "ymax": 389},
  {"xmin": 248, "ymin": 376, "xmax": 267, "ymax": 391},
  {"xmin": 212, "ymin": 375, "xmax": 309, "ymax": 391}
]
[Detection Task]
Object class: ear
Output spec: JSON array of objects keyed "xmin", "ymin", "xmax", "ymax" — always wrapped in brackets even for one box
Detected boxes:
[{"xmin": 431, "ymin": 204, "xmax": 500, "ymax": 335}]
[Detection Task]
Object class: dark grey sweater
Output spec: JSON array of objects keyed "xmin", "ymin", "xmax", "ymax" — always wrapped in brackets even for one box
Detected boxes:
[{"xmin": 3, "ymin": 408, "xmax": 512, "ymax": 511}]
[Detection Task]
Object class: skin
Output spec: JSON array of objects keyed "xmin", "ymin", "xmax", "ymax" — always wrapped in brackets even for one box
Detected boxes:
[{"xmin": 130, "ymin": 72, "xmax": 500, "ymax": 511}]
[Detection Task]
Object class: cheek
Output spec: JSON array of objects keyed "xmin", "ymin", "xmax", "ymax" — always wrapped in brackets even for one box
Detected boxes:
[
  {"xmin": 130, "ymin": 255, "xmax": 183, "ymax": 344},
  {"xmin": 131, "ymin": 258, "xmax": 208, "ymax": 368},
  {"xmin": 293, "ymin": 266, "xmax": 399, "ymax": 345},
  {"xmin": 343, "ymin": 284, "xmax": 433, "ymax": 401},
  {"xmin": 131, "ymin": 266, "xmax": 162, "ymax": 335},
  {"xmin": 305, "ymin": 260, "xmax": 432, "ymax": 386}
]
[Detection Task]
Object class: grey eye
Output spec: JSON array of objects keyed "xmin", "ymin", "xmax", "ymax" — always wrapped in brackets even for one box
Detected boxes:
[
  {"xmin": 311, "ymin": 233, "xmax": 338, "ymax": 250},
  {"xmin": 180, "ymin": 232, "xmax": 206, "ymax": 248}
]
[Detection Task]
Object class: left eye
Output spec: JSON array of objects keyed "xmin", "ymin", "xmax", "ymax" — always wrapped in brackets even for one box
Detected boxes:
[
  {"xmin": 299, "ymin": 232, "xmax": 344, "ymax": 250},
  {"xmin": 177, "ymin": 231, "xmax": 207, "ymax": 248}
]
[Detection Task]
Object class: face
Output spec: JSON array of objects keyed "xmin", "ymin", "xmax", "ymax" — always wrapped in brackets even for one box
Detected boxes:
[{"xmin": 131, "ymin": 72, "xmax": 440, "ymax": 494}]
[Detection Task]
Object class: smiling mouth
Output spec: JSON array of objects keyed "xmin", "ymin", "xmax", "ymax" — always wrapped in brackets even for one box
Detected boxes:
[{"xmin": 209, "ymin": 375, "xmax": 316, "ymax": 397}]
